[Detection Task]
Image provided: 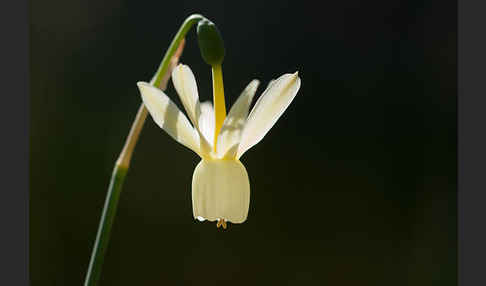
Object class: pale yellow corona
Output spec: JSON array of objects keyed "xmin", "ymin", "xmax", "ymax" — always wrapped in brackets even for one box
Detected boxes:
[{"xmin": 137, "ymin": 64, "xmax": 301, "ymax": 229}]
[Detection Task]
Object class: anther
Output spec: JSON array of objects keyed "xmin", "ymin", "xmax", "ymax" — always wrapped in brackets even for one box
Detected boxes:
[{"xmin": 216, "ymin": 218, "xmax": 227, "ymax": 229}]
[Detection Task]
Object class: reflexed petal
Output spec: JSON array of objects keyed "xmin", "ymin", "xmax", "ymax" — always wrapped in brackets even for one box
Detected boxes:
[
  {"xmin": 171, "ymin": 64, "xmax": 201, "ymax": 127},
  {"xmin": 216, "ymin": 80, "xmax": 260, "ymax": 158},
  {"xmin": 192, "ymin": 159, "xmax": 250, "ymax": 223},
  {"xmin": 198, "ymin": 101, "xmax": 215, "ymax": 147},
  {"xmin": 262, "ymin": 78, "xmax": 276, "ymax": 94},
  {"xmin": 236, "ymin": 72, "xmax": 301, "ymax": 159},
  {"xmin": 137, "ymin": 82, "xmax": 200, "ymax": 155}
]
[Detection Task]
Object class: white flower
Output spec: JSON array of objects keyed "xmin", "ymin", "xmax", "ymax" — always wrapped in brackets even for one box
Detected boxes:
[{"xmin": 137, "ymin": 64, "xmax": 301, "ymax": 228}]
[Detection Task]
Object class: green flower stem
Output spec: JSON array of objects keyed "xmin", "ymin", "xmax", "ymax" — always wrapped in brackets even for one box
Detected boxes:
[
  {"xmin": 83, "ymin": 164, "xmax": 127, "ymax": 286},
  {"xmin": 83, "ymin": 14, "xmax": 205, "ymax": 286},
  {"xmin": 152, "ymin": 14, "xmax": 205, "ymax": 87}
]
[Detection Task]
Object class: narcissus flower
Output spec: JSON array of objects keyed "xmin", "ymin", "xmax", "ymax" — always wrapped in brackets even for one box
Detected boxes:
[{"xmin": 137, "ymin": 64, "xmax": 301, "ymax": 228}]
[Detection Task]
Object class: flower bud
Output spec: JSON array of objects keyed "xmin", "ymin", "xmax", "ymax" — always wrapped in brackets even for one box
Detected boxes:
[{"xmin": 197, "ymin": 19, "xmax": 225, "ymax": 66}]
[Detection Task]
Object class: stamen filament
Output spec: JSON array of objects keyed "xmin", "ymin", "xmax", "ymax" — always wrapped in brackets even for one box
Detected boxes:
[{"xmin": 212, "ymin": 64, "xmax": 226, "ymax": 150}]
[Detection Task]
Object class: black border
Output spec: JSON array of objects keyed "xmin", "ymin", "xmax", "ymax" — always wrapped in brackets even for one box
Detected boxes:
[
  {"xmin": 458, "ymin": 0, "xmax": 486, "ymax": 285},
  {"xmin": 0, "ymin": 0, "xmax": 29, "ymax": 284}
]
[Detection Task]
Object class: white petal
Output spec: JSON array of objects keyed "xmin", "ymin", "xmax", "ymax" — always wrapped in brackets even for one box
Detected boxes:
[
  {"xmin": 137, "ymin": 82, "xmax": 200, "ymax": 155},
  {"xmin": 262, "ymin": 79, "xmax": 276, "ymax": 93},
  {"xmin": 216, "ymin": 80, "xmax": 260, "ymax": 159},
  {"xmin": 192, "ymin": 159, "xmax": 250, "ymax": 223},
  {"xmin": 198, "ymin": 101, "xmax": 215, "ymax": 147},
  {"xmin": 171, "ymin": 64, "xmax": 201, "ymax": 127},
  {"xmin": 236, "ymin": 72, "xmax": 301, "ymax": 159},
  {"xmin": 171, "ymin": 64, "xmax": 213, "ymax": 155}
]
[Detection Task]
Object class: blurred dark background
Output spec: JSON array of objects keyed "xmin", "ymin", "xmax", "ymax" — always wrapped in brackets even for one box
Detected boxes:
[{"xmin": 30, "ymin": 0, "xmax": 456, "ymax": 285}]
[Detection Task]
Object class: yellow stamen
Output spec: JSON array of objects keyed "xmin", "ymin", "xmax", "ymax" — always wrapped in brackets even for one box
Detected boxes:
[
  {"xmin": 212, "ymin": 64, "xmax": 226, "ymax": 150},
  {"xmin": 216, "ymin": 218, "xmax": 227, "ymax": 229}
]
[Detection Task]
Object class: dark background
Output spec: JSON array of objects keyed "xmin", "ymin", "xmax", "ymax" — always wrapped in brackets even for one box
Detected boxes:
[{"xmin": 30, "ymin": 0, "xmax": 456, "ymax": 285}]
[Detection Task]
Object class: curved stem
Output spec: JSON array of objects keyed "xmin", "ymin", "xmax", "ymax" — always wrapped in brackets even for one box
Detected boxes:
[
  {"xmin": 152, "ymin": 14, "xmax": 205, "ymax": 87},
  {"xmin": 83, "ymin": 15, "xmax": 201, "ymax": 286}
]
